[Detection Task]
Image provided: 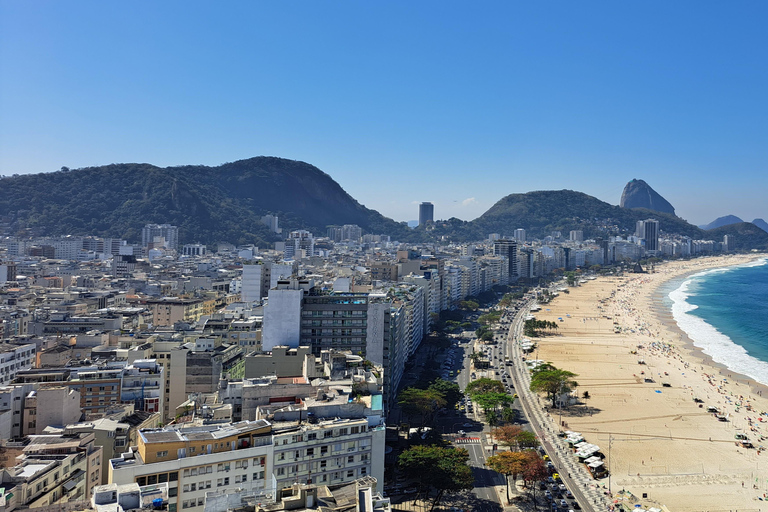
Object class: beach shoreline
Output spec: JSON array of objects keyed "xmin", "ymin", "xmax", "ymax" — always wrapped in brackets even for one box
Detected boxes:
[
  {"xmin": 528, "ymin": 253, "xmax": 768, "ymax": 512},
  {"xmin": 650, "ymin": 262, "xmax": 768, "ymax": 399}
]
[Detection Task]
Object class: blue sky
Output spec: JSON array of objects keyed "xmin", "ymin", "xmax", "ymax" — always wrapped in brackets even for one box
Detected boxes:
[{"xmin": 1, "ymin": 2, "xmax": 766, "ymax": 226}]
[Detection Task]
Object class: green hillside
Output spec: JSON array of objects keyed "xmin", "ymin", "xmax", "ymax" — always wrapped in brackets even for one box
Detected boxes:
[
  {"xmin": 428, "ymin": 190, "xmax": 704, "ymax": 241},
  {"xmin": 0, "ymin": 157, "xmax": 411, "ymax": 245},
  {"xmin": 705, "ymin": 222, "xmax": 768, "ymax": 251}
]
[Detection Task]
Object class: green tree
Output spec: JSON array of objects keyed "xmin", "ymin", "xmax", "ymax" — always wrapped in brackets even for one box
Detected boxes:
[
  {"xmin": 472, "ymin": 392, "xmax": 513, "ymax": 414},
  {"xmin": 397, "ymin": 388, "xmax": 447, "ymax": 426},
  {"xmin": 516, "ymin": 431, "xmax": 539, "ymax": 449},
  {"xmin": 529, "ymin": 367, "xmax": 579, "ymax": 408},
  {"xmin": 398, "ymin": 446, "xmax": 474, "ymax": 511},
  {"xmin": 501, "ymin": 406, "xmax": 516, "ymax": 424},
  {"xmin": 429, "ymin": 378, "xmax": 462, "ymax": 409},
  {"xmin": 465, "ymin": 377, "xmax": 505, "ymax": 397},
  {"xmin": 459, "ymin": 300, "xmax": 479, "ymax": 311}
]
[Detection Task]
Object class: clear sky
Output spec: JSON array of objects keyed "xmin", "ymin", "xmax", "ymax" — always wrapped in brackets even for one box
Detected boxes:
[{"xmin": 1, "ymin": 2, "xmax": 766, "ymax": 226}]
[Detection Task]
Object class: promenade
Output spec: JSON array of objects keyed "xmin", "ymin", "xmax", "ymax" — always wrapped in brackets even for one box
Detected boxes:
[{"xmin": 505, "ymin": 299, "xmax": 613, "ymax": 512}]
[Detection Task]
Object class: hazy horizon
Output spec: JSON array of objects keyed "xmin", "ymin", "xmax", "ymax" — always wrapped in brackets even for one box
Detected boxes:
[{"xmin": 2, "ymin": 2, "xmax": 766, "ymax": 226}]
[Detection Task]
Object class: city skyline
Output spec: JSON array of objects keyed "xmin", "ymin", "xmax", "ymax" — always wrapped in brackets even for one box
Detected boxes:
[{"xmin": 1, "ymin": 2, "xmax": 766, "ymax": 226}]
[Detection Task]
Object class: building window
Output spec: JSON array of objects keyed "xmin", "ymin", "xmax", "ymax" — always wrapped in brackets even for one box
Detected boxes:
[
  {"xmin": 347, "ymin": 470, "xmax": 354, "ymax": 478},
  {"xmin": 307, "ymin": 433, "xmax": 317, "ymax": 441},
  {"xmin": 156, "ymin": 451, "xmax": 168, "ymax": 458},
  {"xmin": 306, "ymin": 448, "xmax": 314, "ymax": 456},
  {"xmin": 348, "ymin": 456, "xmax": 354, "ymax": 463}
]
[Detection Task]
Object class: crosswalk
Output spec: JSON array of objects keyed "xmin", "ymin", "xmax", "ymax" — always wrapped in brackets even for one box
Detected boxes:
[{"xmin": 453, "ymin": 437, "xmax": 481, "ymax": 444}]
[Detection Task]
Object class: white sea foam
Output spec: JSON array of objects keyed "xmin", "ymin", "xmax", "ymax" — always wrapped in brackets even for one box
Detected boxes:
[{"xmin": 669, "ymin": 259, "xmax": 768, "ymax": 386}]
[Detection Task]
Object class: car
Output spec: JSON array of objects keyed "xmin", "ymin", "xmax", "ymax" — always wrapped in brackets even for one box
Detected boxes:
[
  {"xmin": 544, "ymin": 490, "xmax": 553, "ymax": 500},
  {"xmin": 463, "ymin": 422, "xmax": 473, "ymax": 428},
  {"xmin": 565, "ymin": 490, "xmax": 574, "ymax": 499},
  {"xmin": 552, "ymin": 473, "xmax": 560, "ymax": 480},
  {"xmin": 571, "ymin": 502, "xmax": 581, "ymax": 510},
  {"xmin": 559, "ymin": 499, "xmax": 568, "ymax": 508},
  {"xmin": 539, "ymin": 482, "xmax": 547, "ymax": 490},
  {"xmin": 457, "ymin": 430, "xmax": 466, "ymax": 437},
  {"xmin": 547, "ymin": 477, "xmax": 555, "ymax": 484},
  {"xmin": 558, "ymin": 484, "xmax": 566, "ymax": 491}
]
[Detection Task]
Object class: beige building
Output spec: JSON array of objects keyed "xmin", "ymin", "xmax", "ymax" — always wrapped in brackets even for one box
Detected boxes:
[
  {"xmin": 0, "ymin": 432, "xmax": 103, "ymax": 511},
  {"xmin": 145, "ymin": 298, "xmax": 205, "ymax": 327},
  {"xmin": 244, "ymin": 346, "xmax": 313, "ymax": 379},
  {"xmin": 23, "ymin": 386, "xmax": 82, "ymax": 435},
  {"xmin": 109, "ymin": 421, "xmax": 274, "ymax": 512}
]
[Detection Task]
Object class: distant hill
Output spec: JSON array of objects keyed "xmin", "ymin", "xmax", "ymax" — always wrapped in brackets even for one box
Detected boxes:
[
  {"xmin": 0, "ymin": 157, "xmax": 411, "ymax": 245},
  {"xmin": 427, "ymin": 189, "xmax": 702, "ymax": 241},
  {"xmin": 699, "ymin": 215, "xmax": 743, "ymax": 230},
  {"xmin": 3, "ymin": 158, "xmax": 766, "ymax": 252},
  {"xmin": 705, "ymin": 222, "xmax": 768, "ymax": 251},
  {"xmin": 752, "ymin": 218, "xmax": 768, "ymax": 234},
  {"xmin": 620, "ymin": 179, "xmax": 676, "ymax": 216}
]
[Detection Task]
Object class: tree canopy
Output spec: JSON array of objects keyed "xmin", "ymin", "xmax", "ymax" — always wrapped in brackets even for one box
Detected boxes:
[
  {"xmin": 398, "ymin": 446, "xmax": 474, "ymax": 511},
  {"xmin": 465, "ymin": 377, "xmax": 505, "ymax": 397},
  {"xmin": 397, "ymin": 387, "xmax": 446, "ymax": 425},
  {"xmin": 428, "ymin": 378, "xmax": 462, "ymax": 409},
  {"xmin": 529, "ymin": 366, "xmax": 578, "ymax": 408}
]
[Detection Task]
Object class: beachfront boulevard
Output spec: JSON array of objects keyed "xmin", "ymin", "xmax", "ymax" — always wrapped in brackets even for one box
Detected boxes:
[
  {"xmin": 503, "ymin": 255, "xmax": 768, "ymax": 512},
  {"xmin": 505, "ymin": 297, "xmax": 612, "ymax": 512}
]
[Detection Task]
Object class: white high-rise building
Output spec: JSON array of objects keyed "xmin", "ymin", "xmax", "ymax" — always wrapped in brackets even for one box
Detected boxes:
[{"xmin": 142, "ymin": 224, "xmax": 179, "ymax": 250}]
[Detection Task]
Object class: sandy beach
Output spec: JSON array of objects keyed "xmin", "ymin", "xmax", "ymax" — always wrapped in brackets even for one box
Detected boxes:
[{"xmin": 530, "ymin": 254, "xmax": 768, "ymax": 512}]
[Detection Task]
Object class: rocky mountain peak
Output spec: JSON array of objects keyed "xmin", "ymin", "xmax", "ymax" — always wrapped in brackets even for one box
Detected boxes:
[{"xmin": 619, "ymin": 179, "xmax": 676, "ymax": 216}]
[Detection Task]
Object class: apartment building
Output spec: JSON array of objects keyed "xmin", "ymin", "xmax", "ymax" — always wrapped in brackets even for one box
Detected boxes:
[
  {"xmin": 109, "ymin": 421, "xmax": 274, "ymax": 512},
  {"xmin": 145, "ymin": 298, "xmax": 206, "ymax": 327},
  {"xmin": 270, "ymin": 417, "xmax": 384, "ymax": 492},
  {"xmin": 0, "ymin": 432, "xmax": 103, "ymax": 511},
  {"xmin": 0, "ymin": 342, "xmax": 35, "ymax": 386}
]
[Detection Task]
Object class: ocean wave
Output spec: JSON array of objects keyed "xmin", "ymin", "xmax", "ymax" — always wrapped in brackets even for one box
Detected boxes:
[{"xmin": 670, "ymin": 275, "xmax": 768, "ymax": 386}]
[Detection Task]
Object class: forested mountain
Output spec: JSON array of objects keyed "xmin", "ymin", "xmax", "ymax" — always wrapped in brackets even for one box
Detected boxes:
[
  {"xmin": 2, "ymin": 159, "xmax": 767, "ymax": 250},
  {"xmin": 0, "ymin": 157, "xmax": 411, "ymax": 246},
  {"xmin": 426, "ymin": 190, "xmax": 702, "ymax": 241}
]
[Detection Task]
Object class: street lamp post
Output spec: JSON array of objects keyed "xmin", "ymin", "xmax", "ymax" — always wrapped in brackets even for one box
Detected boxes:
[{"xmin": 608, "ymin": 434, "xmax": 613, "ymax": 496}]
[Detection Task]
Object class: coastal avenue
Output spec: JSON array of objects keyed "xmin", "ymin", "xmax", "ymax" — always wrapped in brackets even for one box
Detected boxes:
[
  {"xmin": 503, "ymin": 294, "xmax": 609, "ymax": 512},
  {"xmin": 437, "ymin": 290, "xmax": 607, "ymax": 512}
]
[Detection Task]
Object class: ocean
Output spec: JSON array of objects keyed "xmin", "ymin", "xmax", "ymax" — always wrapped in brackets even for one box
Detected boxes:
[{"xmin": 666, "ymin": 257, "xmax": 768, "ymax": 386}]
